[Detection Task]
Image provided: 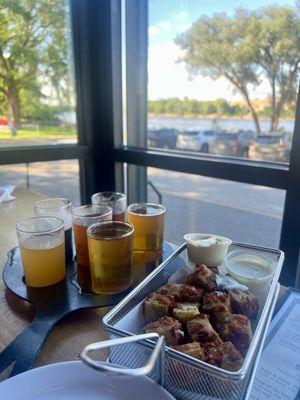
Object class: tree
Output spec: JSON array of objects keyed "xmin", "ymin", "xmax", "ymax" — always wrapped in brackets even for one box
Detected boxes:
[
  {"xmin": 175, "ymin": 6, "xmax": 300, "ymax": 134},
  {"xmin": 0, "ymin": 0, "xmax": 68, "ymax": 128},
  {"xmin": 252, "ymin": 6, "xmax": 300, "ymax": 131}
]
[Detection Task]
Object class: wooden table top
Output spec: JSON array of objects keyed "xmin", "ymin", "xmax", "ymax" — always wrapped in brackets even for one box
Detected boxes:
[
  {"xmin": 0, "ymin": 187, "xmax": 285, "ymax": 381},
  {"xmin": 0, "ymin": 188, "xmax": 110, "ymax": 380}
]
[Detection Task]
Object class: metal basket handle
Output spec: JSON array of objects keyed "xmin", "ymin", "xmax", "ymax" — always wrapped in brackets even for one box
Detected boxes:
[{"xmin": 81, "ymin": 333, "xmax": 165, "ymax": 383}]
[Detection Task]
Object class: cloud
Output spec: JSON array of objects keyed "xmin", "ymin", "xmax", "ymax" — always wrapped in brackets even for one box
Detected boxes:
[
  {"xmin": 148, "ymin": 11, "xmax": 190, "ymax": 40},
  {"xmin": 148, "ymin": 42, "xmax": 235, "ymax": 100},
  {"xmin": 147, "ymin": 7, "xmax": 270, "ymax": 101},
  {"xmin": 148, "ymin": 42, "xmax": 270, "ymax": 101},
  {"xmin": 149, "ymin": 20, "xmax": 172, "ymax": 38}
]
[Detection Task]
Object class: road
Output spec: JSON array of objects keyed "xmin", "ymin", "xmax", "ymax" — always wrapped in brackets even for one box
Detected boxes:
[
  {"xmin": 147, "ymin": 168, "xmax": 284, "ymax": 248},
  {"xmin": 0, "ymin": 163, "xmax": 284, "ymax": 248},
  {"xmin": 0, "ymin": 161, "xmax": 80, "ymax": 205}
]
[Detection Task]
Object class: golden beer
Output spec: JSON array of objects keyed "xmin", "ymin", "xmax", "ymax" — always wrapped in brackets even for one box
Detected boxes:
[
  {"xmin": 72, "ymin": 205, "xmax": 112, "ymax": 292},
  {"xmin": 127, "ymin": 203, "xmax": 166, "ymax": 261},
  {"xmin": 20, "ymin": 238, "xmax": 65, "ymax": 287},
  {"xmin": 33, "ymin": 198, "xmax": 73, "ymax": 266},
  {"xmin": 87, "ymin": 221, "xmax": 134, "ymax": 294},
  {"xmin": 17, "ymin": 217, "xmax": 66, "ymax": 288}
]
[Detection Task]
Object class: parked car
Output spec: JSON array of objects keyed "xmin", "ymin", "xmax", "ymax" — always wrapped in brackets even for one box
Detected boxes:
[
  {"xmin": 0, "ymin": 117, "xmax": 7, "ymax": 126},
  {"xmin": 236, "ymin": 131, "xmax": 256, "ymax": 158},
  {"xmin": 281, "ymin": 131, "xmax": 293, "ymax": 162},
  {"xmin": 209, "ymin": 132, "xmax": 239, "ymax": 157},
  {"xmin": 248, "ymin": 135, "xmax": 288, "ymax": 162},
  {"xmin": 147, "ymin": 128, "xmax": 179, "ymax": 149},
  {"xmin": 209, "ymin": 130, "xmax": 256, "ymax": 158},
  {"xmin": 176, "ymin": 130, "xmax": 216, "ymax": 152}
]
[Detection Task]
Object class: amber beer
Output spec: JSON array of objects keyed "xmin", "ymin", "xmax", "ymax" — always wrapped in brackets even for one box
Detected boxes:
[
  {"xmin": 91, "ymin": 192, "xmax": 126, "ymax": 221},
  {"xmin": 73, "ymin": 223, "xmax": 90, "ymax": 289},
  {"xmin": 72, "ymin": 205, "xmax": 112, "ymax": 292},
  {"xmin": 16, "ymin": 217, "xmax": 66, "ymax": 287},
  {"xmin": 87, "ymin": 221, "xmax": 134, "ymax": 294},
  {"xmin": 127, "ymin": 203, "xmax": 166, "ymax": 261}
]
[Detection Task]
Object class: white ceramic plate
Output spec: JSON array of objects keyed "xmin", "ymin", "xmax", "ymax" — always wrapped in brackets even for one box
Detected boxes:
[{"xmin": 0, "ymin": 361, "xmax": 175, "ymax": 400}]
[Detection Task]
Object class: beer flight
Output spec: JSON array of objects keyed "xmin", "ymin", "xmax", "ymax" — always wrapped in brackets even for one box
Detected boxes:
[{"xmin": 16, "ymin": 192, "xmax": 166, "ymax": 294}]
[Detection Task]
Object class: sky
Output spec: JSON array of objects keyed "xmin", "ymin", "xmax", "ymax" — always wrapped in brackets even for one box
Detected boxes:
[{"xmin": 148, "ymin": 0, "xmax": 297, "ymax": 101}]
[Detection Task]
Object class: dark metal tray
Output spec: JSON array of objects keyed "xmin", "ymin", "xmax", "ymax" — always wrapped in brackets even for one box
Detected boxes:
[{"xmin": 0, "ymin": 242, "xmax": 175, "ymax": 378}]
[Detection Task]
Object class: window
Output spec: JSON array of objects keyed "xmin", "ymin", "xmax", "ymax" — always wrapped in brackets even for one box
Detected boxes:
[
  {"xmin": 147, "ymin": 167, "xmax": 285, "ymax": 248},
  {"xmin": 117, "ymin": 0, "xmax": 300, "ymax": 286},
  {"xmin": 0, "ymin": 160, "xmax": 80, "ymax": 205},
  {"xmin": 145, "ymin": 0, "xmax": 298, "ymax": 163},
  {"xmin": 1, "ymin": 1, "xmax": 300, "ymax": 286},
  {"xmin": 0, "ymin": 1, "xmax": 91, "ymax": 209},
  {"xmin": 0, "ymin": 1, "xmax": 77, "ymax": 148}
]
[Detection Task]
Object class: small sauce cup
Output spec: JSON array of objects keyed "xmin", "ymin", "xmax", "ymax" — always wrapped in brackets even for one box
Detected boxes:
[
  {"xmin": 184, "ymin": 233, "xmax": 232, "ymax": 266},
  {"xmin": 225, "ymin": 250, "xmax": 274, "ymax": 300}
]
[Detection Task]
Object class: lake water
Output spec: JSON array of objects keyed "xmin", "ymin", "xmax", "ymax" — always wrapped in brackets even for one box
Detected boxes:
[{"xmin": 148, "ymin": 116, "xmax": 295, "ymax": 133}]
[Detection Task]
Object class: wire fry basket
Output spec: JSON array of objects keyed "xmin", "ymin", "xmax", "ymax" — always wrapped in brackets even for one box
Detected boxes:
[{"xmin": 102, "ymin": 242, "xmax": 283, "ymax": 399}]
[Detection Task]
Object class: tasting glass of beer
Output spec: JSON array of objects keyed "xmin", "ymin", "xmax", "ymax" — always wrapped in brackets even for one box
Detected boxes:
[
  {"xmin": 91, "ymin": 192, "xmax": 126, "ymax": 221},
  {"xmin": 72, "ymin": 205, "xmax": 112, "ymax": 291},
  {"xmin": 33, "ymin": 198, "xmax": 73, "ymax": 266},
  {"xmin": 87, "ymin": 221, "xmax": 134, "ymax": 294},
  {"xmin": 16, "ymin": 217, "xmax": 65, "ymax": 287},
  {"xmin": 127, "ymin": 203, "xmax": 166, "ymax": 261}
]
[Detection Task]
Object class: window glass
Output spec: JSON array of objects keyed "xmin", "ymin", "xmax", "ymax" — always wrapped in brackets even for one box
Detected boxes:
[
  {"xmin": 129, "ymin": 0, "xmax": 299, "ymax": 163},
  {"xmin": 0, "ymin": 160, "xmax": 80, "ymax": 205},
  {"xmin": 146, "ymin": 167, "xmax": 285, "ymax": 248},
  {"xmin": 0, "ymin": 1, "xmax": 76, "ymax": 147}
]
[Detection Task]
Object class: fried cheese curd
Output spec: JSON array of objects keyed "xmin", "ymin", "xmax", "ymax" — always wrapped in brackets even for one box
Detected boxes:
[
  {"xmin": 157, "ymin": 283, "xmax": 203, "ymax": 303},
  {"xmin": 187, "ymin": 264, "xmax": 217, "ymax": 292},
  {"xmin": 203, "ymin": 341, "xmax": 243, "ymax": 371},
  {"xmin": 220, "ymin": 314, "xmax": 253, "ymax": 357},
  {"xmin": 187, "ymin": 313, "xmax": 222, "ymax": 344},
  {"xmin": 202, "ymin": 290, "xmax": 232, "ymax": 331},
  {"xmin": 229, "ymin": 289, "xmax": 259, "ymax": 320},
  {"xmin": 172, "ymin": 342, "xmax": 204, "ymax": 360},
  {"xmin": 144, "ymin": 316, "xmax": 184, "ymax": 346},
  {"xmin": 143, "ymin": 293, "xmax": 175, "ymax": 323},
  {"xmin": 173, "ymin": 303, "xmax": 200, "ymax": 324}
]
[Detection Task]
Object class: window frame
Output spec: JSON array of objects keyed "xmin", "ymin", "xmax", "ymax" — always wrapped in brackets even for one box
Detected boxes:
[
  {"xmin": 0, "ymin": 0, "xmax": 299, "ymax": 286},
  {"xmin": 0, "ymin": 0, "xmax": 120, "ymax": 205},
  {"xmin": 117, "ymin": 0, "xmax": 300, "ymax": 287}
]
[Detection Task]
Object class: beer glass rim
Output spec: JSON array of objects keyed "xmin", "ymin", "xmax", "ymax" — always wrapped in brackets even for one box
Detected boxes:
[
  {"xmin": 72, "ymin": 204, "xmax": 112, "ymax": 218},
  {"xmin": 33, "ymin": 198, "xmax": 72, "ymax": 210},
  {"xmin": 127, "ymin": 202, "xmax": 166, "ymax": 216},
  {"xmin": 87, "ymin": 221, "xmax": 134, "ymax": 241},
  {"xmin": 91, "ymin": 191, "xmax": 126, "ymax": 202},
  {"xmin": 16, "ymin": 216, "xmax": 64, "ymax": 234}
]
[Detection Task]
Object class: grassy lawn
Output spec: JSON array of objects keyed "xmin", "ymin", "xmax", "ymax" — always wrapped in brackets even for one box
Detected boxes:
[{"xmin": 0, "ymin": 125, "xmax": 76, "ymax": 141}]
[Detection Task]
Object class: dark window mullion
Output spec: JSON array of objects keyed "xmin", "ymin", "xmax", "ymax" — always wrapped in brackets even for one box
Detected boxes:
[
  {"xmin": 70, "ymin": 0, "xmax": 117, "ymax": 200},
  {"xmin": 279, "ymin": 84, "xmax": 300, "ymax": 286},
  {"xmin": 114, "ymin": 147, "xmax": 289, "ymax": 190},
  {"xmin": 0, "ymin": 145, "xmax": 88, "ymax": 165}
]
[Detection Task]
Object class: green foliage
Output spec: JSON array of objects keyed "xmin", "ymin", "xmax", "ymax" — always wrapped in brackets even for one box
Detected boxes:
[
  {"xmin": 0, "ymin": 125, "xmax": 76, "ymax": 140},
  {"xmin": 148, "ymin": 98, "xmax": 248, "ymax": 117},
  {"xmin": 0, "ymin": 0, "xmax": 70, "ymax": 126},
  {"xmin": 22, "ymin": 103, "xmax": 70, "ymax": 122},
  {"xmin": 175, "ymin": 5, "xmax": 300, "ymax": 132}
]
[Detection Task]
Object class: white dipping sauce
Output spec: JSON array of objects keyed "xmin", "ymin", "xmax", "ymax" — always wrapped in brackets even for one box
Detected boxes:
[
  {"xmin": 184, "ymin": 233, "xmax": 232, "ymax": 266},
  {"xmin": 225, "ymin": 251, "xmax": 274, "ymax": 301},
  {"xmin": 189, "ymin": 236, "xmax": 220, "ymax": 247},
  {"xmin": 228, "ymin": 259, "xmax": 272, "ymax": 280}
]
